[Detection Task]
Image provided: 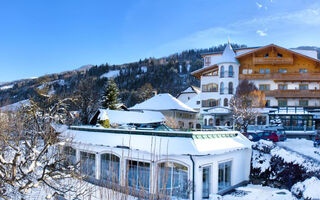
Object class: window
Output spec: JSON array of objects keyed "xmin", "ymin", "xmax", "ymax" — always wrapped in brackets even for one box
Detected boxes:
[
  {"xmin": 279, "ymin": 68, "xmax": 287, "ymax": 73},
  {"xmin": 299, "ymin": 68, "xmax": 308, "ymax": 73},
  {"xmin": 278, "ymin": 99, "xmax": 288, "ymax": 107},
  {"xmin": 299, "ymin": 100, "xmax": 308, "ymax": 107},
  {"xmin": 257, "ymin": 116, "xmax": 267, "ymax": 125},
  {"xmin": 63, "ymin": 146, "xmax": 76, "ymax": 166},
  {"xmin": 259, "ymin": 84, "xmax": 270, "ymax": 91},
  {"xmin": 278, "ymin": 84, "xmax": 288, "ymax": 90},
  {"xmin": 220, "ymin": 66, "xmax": 224, "ymax": 77},
  {"xmin": 220, "ymin": 82, "xmax": 224, "ymax": 94},
  {"xmin": 204, "ymin": 119, "xmax": 207, "ymax": 126},
  {"xmin": 248, "ymin": 69, "xmax": 252, "ymax": 74},
  {"xmin": 101, "ymin": 153, "xmax": 120, "ymax": 183},
  {"xmin": 209, "ymin": 118, "xmax": 214, "ymax": 126},
  {"xmin": 242, "ymin": 69, "xmax": 248, "ymax": 74},
  {"xmin": 224, "ymin": 98, "xmax": 228, "ymax": 107},
  {"xmin": 158, "ymin": 162, "xmax": 188, "ymax": 199},
  {"xmin": 299, "ymin": 84, "xmax": 308, "ymax": 90},
  {"xmin": 228, "ymin": 65, "xmax": 233, "ymax": 77},
  {"xmin": 204, "ymin": 57, "xmax": 211, "ymax": 65},
  {"xmin": 265, "ymin": 69, "xmax": 270, "ymax": 74},
  {"xmin": 202, "ymin": 83, "xmax": 218, "ymax": 92},
  {"xmin": 127, "ymin": 160, "xmax": 150, "ymax": 190},
  {"xmin": 277, "ymin": 53, "xmax": 283, "ymax": 57},
  {"xmin": 218, "ymin": 161, "xmax": 232, "ymax": 191},
  {"xmin": 228, "ymin": 82, "xmax": 233, "ymax": 94},
  {"xmin": 204, "ymin": 70, "xmax": 218, "ymax": 76},
  {"xmin": 264, "ymin": 53, "xmax": 269, "ymax": 57},
  {"xmin": 265, "ymin": 100, "xmax": 270, "ymax": 107},
  {"xmin": 202, "ymin": 99, "xmax": 219, "ymax": 107},
  {"xmin": 196, "ymin": 101, "xmax": 200, "ymax": 105},
  {"xmin": 80, "ymin": 151, "xmax": 96, "ymax": 178},
  {"xmin": 259, "ymin": 69, "xmax": 265, "ymax": 74},
  {"xmin": 202, "ymin": 166, "xmax": 211, "ymax": 199}
]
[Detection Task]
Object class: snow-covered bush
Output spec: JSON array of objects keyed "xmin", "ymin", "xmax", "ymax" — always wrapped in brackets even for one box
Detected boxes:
[{"xmin": 291, "ymin": 177, "xmax": 320, "ymax": 200}]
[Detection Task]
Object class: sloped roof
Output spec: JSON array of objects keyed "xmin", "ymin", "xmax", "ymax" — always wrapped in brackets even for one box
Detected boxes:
[
  {"xmin": 95, "ymin": 109, "xmax": 165, "ymax": 124},
  {"xmin": 130, "ymin": 93, "xmax": 196, "ymax": 113},
  {"xmin": 65, "ymin": 126, "xmax": 251, "ymax": 156},
  {"xmin": 182, "ymin": 86, "xmax": 200, "ymax": 94}
]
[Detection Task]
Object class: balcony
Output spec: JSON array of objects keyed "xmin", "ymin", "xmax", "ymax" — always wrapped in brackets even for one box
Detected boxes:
[
  {"xmin": 220, "ymin": 71, "xmax": 234, "ymax": 78},
  {"xmin": 240, "ymin": 72, "xmax": 320, "ymax": 82},
  {"xmin": 253, "ymin": 57, "xmax": 293, "ymax": 65},
  {"xmin": 264, "ymin": 89, "xmax": 320, "ymax": 98}
]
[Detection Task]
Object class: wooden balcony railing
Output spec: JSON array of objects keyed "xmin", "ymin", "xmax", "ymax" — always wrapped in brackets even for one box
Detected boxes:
[
  {"xmin": 240, "ymin": 72, "xmax": 320, "ymax": 82},
  {"xmin": 264, "ymin": 89, "xmax": 320, "ymax": 98},
  {"xmin": 253, "ymin": 57, "xmax": 293, "ymax": 65}
]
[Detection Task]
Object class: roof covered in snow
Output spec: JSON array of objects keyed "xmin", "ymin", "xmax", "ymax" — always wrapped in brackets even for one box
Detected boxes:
[
  {"xmin": 0, "ymin": 100, "xmax": 30, "ymax": 112},
  {"xmin": 64, "ymin": 126, "xmax": 251, "ymax": 156},
  {"xmin": 181, "ymin": 86, "xmax": 200, "ymax": 94},
  {"xmin": 93, "ymin": 109, "xmax": 165, "ymax": 124},
  {"xmin": 130, "ymin": 93, "xmax": 196, "ymax": 113}
]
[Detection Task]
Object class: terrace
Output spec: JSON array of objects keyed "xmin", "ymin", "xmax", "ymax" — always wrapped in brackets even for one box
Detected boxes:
[{"xmin": 240, "ymin": 72, "xmax": 320, "ymax": 82}]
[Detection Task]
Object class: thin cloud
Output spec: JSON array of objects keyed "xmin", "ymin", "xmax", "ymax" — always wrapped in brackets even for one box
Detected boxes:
[
  {"xmin": 256, "ymin": 2, "xmax": 263, "ymax": 8},
  {"xmin": 256, "ymin": 30, "xmax": 267, "ymax": 36}
]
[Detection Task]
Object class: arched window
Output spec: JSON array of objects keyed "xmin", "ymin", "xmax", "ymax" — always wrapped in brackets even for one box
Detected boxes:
[
  {"xmin": 224, "ymin": 98, "xmax": 228, "ymax": 107},
  {"xmin": 220, "ymin": 82, "xmax": 224, "ymax": 94},
  {"xmin": 220, "ymin": 66, "xmax": 224, "ymax": 77},
  {"xmin": 80, "ymin": 151, "xmax": 96, "ymax": 178},
  {"xmin": 158, "ymin": 162, "xmax": 188, "ymax": 199},
  {"xmin": 228, "ymin": 65, "xmax": 233, "ymax": 77},
  {"xmin": 228, "ymin": 82, "xmax": 233, "ymax": 94},
  {"xmin": 204, "ymin": 119, "xmax": 207, "ymax": 126},
  {"xmin": 101, "ymin": 153, "xmax": 120, "ymax": 183}
]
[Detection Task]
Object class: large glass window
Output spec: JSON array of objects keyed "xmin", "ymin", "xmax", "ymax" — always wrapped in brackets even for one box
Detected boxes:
[
  {"xmin": 202, "ymin": 83, "xmax": 218, "ymax": 92},
  {"xmin": 220, "ymin": 66, "xmax": 224, "ymax": 78},
  {"xmin": 278, "ymin": 84, "xmax": 288, "ymax": 90},
  {"xmin": 257, "ymin": 116, "xmax": 267, "ymax": 125},
  {"xmin": 80, "ymin": 151, "xmax": 96, "ymax": 178},
  {"xmin": 127, "ymin": 160, "xmax": 150, "ymax": 190},
  {"xmin": 278, "ymin": 99, "xmax": 288, "ymax": 106},
  {"xmin": 279, "ymin": 68, "xmax": 287, "ymax": 73},
  {"xmin": 63, "ymin": 146, "xmax": 76, "ymax": 166},
  {"xmin": 218, "ymin": 161, "xmax": 232, "ymax": 191},
  {"xmin": 299, "ymin": 84, "xmax": 308, "ymax": 90},
  {"xmin": 202, "ymin": 166, "xmax": 211, "ymax": 199},
  {"xmin": 220, "ymin": 82, "xmax": 224, "ymax": 94},
  {"xmin": 158, "ymin": 162, "xmax": 188, "ymax": 199},
  {"xmin": 101, "ymin": 153, "xmax": 120, "ymax": 184},
  {"xmin": 228, "ymin": 65, "xmax": 233, "ymax": 77},
  {"xmin": 259, "ymin": 84, "xmax": 270, "ymax": 91}
]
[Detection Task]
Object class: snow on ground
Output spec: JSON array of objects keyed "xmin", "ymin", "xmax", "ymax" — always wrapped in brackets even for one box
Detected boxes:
[
  {"xmin": 277, "ymin": 138, "xmax": 320, "ymax": 162},
  {"xmin": 0, "ymin": 84, "xmax": 14, "ymax": 91},
  {"xmin": 37, "ymin": 79, "xmax": 65, "ymax": 90},
  {"xmin": 223, "ymin": 184, "xmax": 297, "ymax": 200},
  {"xmin": 100, "ymin": 70, "xmax": 120, "ymax": 79},
  {"xmin": 141, "ymin": 66, "xmax": 147, "ymax": 72},
  {"xmin": 291, "ymin": 177, "xmax": 320, "ymax": 200},
  {"xmin": 0, "ymin": 99, "xmax": 30, "ymax": 112}
]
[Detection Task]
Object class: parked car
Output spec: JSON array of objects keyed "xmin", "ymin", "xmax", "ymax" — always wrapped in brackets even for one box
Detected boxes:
[
  {"xmin": 257, "ymin": 131, "xmax": 279, "ymax": 142},
  {"xmin": 314, "ymin": 134, "xmax": 320, "ymax": 147},
  {"xmin": 242, "ymin": 132, "xmax": 261, "ymax": 142},
  {"xmin": 263, "ymin": 126, "xmax": 287, "ymax": 141}
]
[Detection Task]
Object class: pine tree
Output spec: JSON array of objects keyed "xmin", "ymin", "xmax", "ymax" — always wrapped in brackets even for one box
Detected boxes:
[{"xmin": 101, "ymin": 79, "xmax": 119, "ymax": 110}]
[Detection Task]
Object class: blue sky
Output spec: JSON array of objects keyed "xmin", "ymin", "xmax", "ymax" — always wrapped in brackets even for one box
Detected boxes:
[{"xmin": 1, "ymin": 0, "xmax": 320, "ymax": 82}]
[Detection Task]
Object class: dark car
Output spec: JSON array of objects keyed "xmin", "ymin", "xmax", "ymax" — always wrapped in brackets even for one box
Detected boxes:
[
  {"xmin": 257, "ymin": 131, "xmax": 279, "ymax": 142},
  {"xmin": 314, "ymin": 135, "xmax": 320, "ymax": 147},
  {"xmin": 242, "ymin": 132, "xmax": 261, "ymax": 142}
]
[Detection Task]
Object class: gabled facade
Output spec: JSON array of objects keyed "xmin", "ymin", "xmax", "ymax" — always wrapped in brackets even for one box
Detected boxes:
[{"xmin": 191, "ymin": 43, "xmax": 320, "ymax": 131}]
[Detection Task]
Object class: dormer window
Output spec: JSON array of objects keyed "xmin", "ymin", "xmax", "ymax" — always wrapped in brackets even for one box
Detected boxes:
[
  {"xmin": 204, "ymin": 57, "xmax": 211, "ymax": 66},
  {"xmin": 277, "ymin": 53, "xmax": 283, "ymax": 57}
]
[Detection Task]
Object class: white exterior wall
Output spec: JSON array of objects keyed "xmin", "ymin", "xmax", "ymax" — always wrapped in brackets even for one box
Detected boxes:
[
  {"xmin": 72, "ymin": 141, "xmax": 251, "ymax": 200},
  {"xmin": 177, "ymin": 93, "xmax": 197, "ymax": 103}
]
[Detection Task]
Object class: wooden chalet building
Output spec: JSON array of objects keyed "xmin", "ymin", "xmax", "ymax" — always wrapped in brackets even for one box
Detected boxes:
[{"xmin": 191, "ymin": 43, "xmax": 320, "ymax": 133}]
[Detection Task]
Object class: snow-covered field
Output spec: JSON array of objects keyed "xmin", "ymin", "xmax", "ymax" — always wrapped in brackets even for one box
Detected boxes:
[
  {"xmin": 100, "ymin": 70, "xmax": 120, "ymax": 79},
  {"xmin": 223, "ymin": 184, "xmax": 296, "ymax": 200},
  {"xmin": 278, "ymin": 138, "xmax": 320, "ymax": 162}
]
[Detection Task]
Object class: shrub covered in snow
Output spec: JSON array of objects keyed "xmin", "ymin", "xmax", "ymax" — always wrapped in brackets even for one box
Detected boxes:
[
  {"xmin": 291, "ymin": 177, "xmax": 320, "ymax": 200},
  {"xmin": 251, "ymin": 140, "xmax": 320, "ymax": 190}
]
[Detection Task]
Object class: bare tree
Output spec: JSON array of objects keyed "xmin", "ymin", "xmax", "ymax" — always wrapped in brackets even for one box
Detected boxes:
[
  {"xmin": 0, "ymin": 98, "xmax": 87, "ymax": 199},
  {"xmin": 230, "ymin": 80, "xmax": 266, "ymax": 133}
]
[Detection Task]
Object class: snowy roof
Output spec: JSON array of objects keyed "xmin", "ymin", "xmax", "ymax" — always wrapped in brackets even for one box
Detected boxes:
[
  {"xmin": 182, "ymin": 86, "xmax": 200, "ymax": 94},
  {"xmin": 130, "ymin": 93, "xmax": 196, "ymax": 113},
  {"xmin": 203, "ymin": 107, "xmax": 231, "ymax": 114},
  {"xmin": 269, "ymin": 107, "xmax": 313, "ymax": 115},
  {"xmin": 0, "ymin": 100, "xmax": 30, "ymax": 112},
  {"xmin": 95, "ymin": 109, "xmax": 165, "ymax": 124},
  {"xmin": 64, "ymin": 126, "xmax": 251, "ymax": 156},
  {"xmin": 290, "ymin": 49, "xmax": 318, "ymax": 60}
]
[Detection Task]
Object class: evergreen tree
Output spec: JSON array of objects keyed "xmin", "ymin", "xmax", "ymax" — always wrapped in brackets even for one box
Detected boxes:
[{"xmin": 101, "ymin": 79, "xmax": 119, "ymax": 110}]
